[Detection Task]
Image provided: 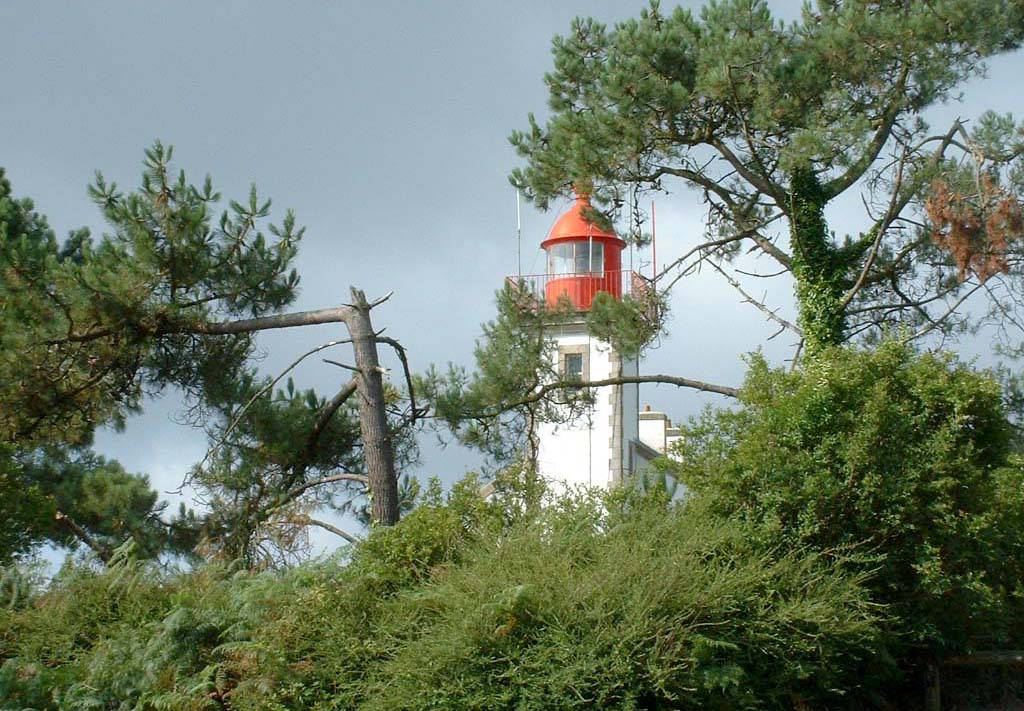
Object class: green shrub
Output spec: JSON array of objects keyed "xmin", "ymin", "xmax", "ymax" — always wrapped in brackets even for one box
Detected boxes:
[
  {"xmin": 0, "ymin": 547, "xmax": 173, "ymax": 709},
  {"xmin": 0, "ymin": 477, "xmax": 885, "ymax": 710},
  {"xmin": 360, "ymin": 498, "xmax": 882, "ymax": 711},
  {"xmin": 672, "ymin": 341, "xmax": 1024, "ymax": 657}
]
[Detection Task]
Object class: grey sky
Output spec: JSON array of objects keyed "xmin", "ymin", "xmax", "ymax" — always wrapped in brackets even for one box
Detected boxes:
[{"xmin": 4, "ymin": 2, "xmax": 1024, "ymax": 548}]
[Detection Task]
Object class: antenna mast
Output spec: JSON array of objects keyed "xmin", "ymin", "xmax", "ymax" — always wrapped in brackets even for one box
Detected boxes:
[
  {"xmin": 651, "ymin": 200, "xmax": 657, "ymax": 281},
  {"xmin": 516, "ymin": 190, "xmax": 522, "ymax": 277}
]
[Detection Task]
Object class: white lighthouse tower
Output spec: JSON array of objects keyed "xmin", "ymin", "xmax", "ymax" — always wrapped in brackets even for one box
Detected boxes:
[{"xmin": 512, "ymin": 195, "xmax": 651, "ymax": 489}]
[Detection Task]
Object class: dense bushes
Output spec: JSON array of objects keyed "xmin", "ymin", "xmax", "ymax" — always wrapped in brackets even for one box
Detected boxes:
[
  {"xmin": 360, "ymin": 500, "xmax": 882, "ymax": 711},
  {"xmin": 671, "ymin": 342, "xmax": 1024, "ymax": 668},
  {"xmin": 1, "ymin": 475, "xmax": 884, "ymax": 710}
]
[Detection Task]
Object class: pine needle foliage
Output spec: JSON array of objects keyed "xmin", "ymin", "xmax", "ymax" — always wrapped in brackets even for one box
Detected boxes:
[
  {"xmin": 420, "ymin": 284, "xmax": 595, "ymax": 463},
  {"xmin": 1, "ymin": 142, "xmax": 302, "ymax": 448}
]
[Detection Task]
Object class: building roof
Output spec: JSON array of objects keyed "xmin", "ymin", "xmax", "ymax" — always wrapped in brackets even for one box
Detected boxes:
[{"xmin": 541, "ymin": 195, "xmax": 624, "ymax": 250}]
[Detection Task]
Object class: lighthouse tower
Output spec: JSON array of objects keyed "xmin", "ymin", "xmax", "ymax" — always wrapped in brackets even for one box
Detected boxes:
[{"xmin": 513, "ymin": 195, "xmax": 643, "ymax": 490}]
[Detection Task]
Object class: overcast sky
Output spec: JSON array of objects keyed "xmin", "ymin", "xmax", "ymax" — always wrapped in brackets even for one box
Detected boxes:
[{"xmin": 5, "ymin": 2, "xmax": 1024, "ymax": 549}]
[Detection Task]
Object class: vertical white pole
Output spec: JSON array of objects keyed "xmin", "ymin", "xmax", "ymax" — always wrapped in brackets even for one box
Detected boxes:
[
  {"xmin": 651, "ymin": 200, "xmax": 657, "ymax": 281},
  {"xmin": 516, "ymin": 190, "xmax": 522, "ymax": 278}
]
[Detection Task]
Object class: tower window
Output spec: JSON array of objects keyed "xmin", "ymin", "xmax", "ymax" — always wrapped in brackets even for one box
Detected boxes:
[
  {"xmin": 547, "ymin": 242, "xmax": 604, "ymax": 275},
  {"xmin": 559, "ymin": 346, "xmax": 589, "ymax": 381},
  {"xmin": 574, "ymin": 241, "xmax": 603, "ymax": 275},
  {"xmin": 565, "ymin": 353, "xmax": 584, "ymax": 379}
]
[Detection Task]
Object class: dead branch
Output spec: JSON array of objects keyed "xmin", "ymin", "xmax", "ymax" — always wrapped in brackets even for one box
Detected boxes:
[
  {"xmin": 376, "ymin": 335, "xmax": 423, "ymax": 426},
  {"xmin": 55, "ymin": 510, "xmax": 112, "ymax": 563},
  {"xmin": 323, "ymin": 359, "xmax": 361, "ymax": 373},
  {"xmin": 655, "ymin": 233, "xmax": 750, "ymax": 283},
  {"xmin": 903, "ymin": 281, "xmax": 986, "ymax": 343},
  {"xmin": 285, "ymin": 471, "xmax": 369, "ymax": 503},
  {"xmin": 490, "ymin": 373, "xmax": 739, "ymax": 415},
  {"xmin": 706, "ymin": 260, "xmax": 802, "ymax": 336},
  {"xmin": 290, "ymin": 514, "xmax": 360, "ymax": 545},
  {"xmin": 189, "ymin": 305, "xmax": 358, "ymax": 335}
]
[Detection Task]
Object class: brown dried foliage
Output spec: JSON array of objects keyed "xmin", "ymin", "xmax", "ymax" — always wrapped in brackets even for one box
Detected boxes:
[{"xmin": 926, "ymin": 175, "xmax": 1023, "ymax": 283}]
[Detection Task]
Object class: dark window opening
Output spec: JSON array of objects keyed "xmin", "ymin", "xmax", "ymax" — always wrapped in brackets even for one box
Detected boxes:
[{"xmin": 564, "ymin": 352, "xmax": 584, "ymax": 379}]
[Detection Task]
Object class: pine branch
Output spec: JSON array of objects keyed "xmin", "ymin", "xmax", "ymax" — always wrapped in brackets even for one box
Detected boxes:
[
  {"xmin": 823, "ymin": 63, "xmax": 910, "ymax": 200},
  {"xmin": 187, "ymin": 339, "xmax": 355, "ymax": 486},
  {"xmin": 283, "ymin": 378, "xmax": 360, "ymax": 492}
]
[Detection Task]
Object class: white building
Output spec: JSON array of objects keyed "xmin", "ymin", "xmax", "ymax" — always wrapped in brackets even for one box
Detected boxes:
[{"xmin": 639, "ymin": 404, "xmax": 683, "ymax": 460}]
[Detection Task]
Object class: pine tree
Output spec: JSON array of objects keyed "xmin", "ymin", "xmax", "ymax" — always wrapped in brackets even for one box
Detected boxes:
[
  {"xmin": 0, "ymin": 145, "xmax": 419, "ymax": 564},
  {"xmin": 511, "ymin": 0, "xmax": 1024, "ymax": 357},
  {"xmin": 0, "ymin": 169, "xmax": 188, "ymax": 562}
]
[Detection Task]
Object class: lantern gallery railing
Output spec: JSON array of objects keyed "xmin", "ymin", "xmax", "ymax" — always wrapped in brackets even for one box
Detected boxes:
[{"xmin": 505, "ymin": 270, "xmax": 652, "ymax": 311}]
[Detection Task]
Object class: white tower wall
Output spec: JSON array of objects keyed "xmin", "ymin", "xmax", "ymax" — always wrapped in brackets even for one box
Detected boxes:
[{"xmin": 535, "ymin": 319, "xmax": 639, "ymax": 490}]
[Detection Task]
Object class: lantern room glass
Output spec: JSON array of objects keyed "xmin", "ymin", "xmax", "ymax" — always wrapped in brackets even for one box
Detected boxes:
[{"xmin": 547, "ymin": 241, "xmax": 604, "ymax": 275}]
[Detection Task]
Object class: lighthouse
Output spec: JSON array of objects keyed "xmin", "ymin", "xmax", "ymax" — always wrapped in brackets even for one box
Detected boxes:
[{"xmin": 510, "ymin": 194, "xmax": 655, "ymax": 490}]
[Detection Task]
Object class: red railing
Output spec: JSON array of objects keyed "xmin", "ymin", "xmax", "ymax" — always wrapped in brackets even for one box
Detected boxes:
[{"xmin": 505, "ymin": 270, "xmax": 650, "ymax": 311}]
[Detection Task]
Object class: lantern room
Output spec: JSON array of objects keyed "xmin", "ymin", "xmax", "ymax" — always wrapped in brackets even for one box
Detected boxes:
[{"xmin": 541, "ymin": 195, "xmax": 626, "ymax": 310}]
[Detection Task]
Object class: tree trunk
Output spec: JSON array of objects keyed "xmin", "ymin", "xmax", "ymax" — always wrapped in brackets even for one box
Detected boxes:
[{"xmin": 347, "ymin": 287, "xmax": 400, "ymax": 526}]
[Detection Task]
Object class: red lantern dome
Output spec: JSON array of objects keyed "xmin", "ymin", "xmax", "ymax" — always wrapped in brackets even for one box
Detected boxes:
[{"xmin": 540, "ymin": 195, "xmax": 626, "ymax": 310}]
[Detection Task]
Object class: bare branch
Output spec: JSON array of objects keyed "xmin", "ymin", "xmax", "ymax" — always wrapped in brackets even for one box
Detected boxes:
[
  {"xmin": 50, "ymin": 288, "xmax": 399, "ymax": 345},
  {"xmin": 902, "ymin": 281, "xmax": 986, "ymax": 343},
  {"xmin": 982, "ymin": 279, "xmax": 1024, "ymax": 335},
  {"xmin": 706, "ymin": 260, "xmax": 802, "ymax": 336},
  {"xmin": 288, "ymin": 514, "xmax": 360, "ymax": 545},
  {"xmin": 324, "ymin": 359, "xmax": 361, "ymax": 373},
  {"xmin": 367, "ymin": 290, "xmax": 395, "ymax": 308},
  {"xmin": 494, "ymin": 374, "xmax": 739, "ymax": 415},
  {"xmin": 848, "ymin": 278, "xmax": 965, "ymax": 320},
  {"xmin": 55, "ymin": 510, "xmax": 112, "ymax": 563},
  {"xmin": 734, "ymin": 267, "xmax": 789, "ymax": 279},
  {"xmin": 656, "ymin": 233, "xmax": 751, "ymax": 283},
  {"xmin": 286, "ymin": 472, "xmax": 369, "ymax": 503},
  {"xmin": 376, "ymin": 335, "xmax": 423, "ymax": 426}
]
